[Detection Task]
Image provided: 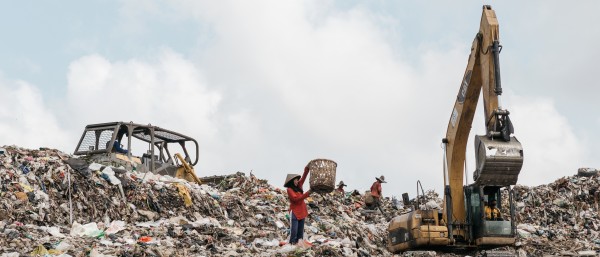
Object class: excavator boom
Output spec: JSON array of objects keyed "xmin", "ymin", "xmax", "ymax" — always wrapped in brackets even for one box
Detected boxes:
[
  {"xmin": 442, "ymin": 4, "xmax": 523, "ymax": 233},
  {"xmin": 388, "ymin": 6, "xmax": 523, "ymax": 253}
]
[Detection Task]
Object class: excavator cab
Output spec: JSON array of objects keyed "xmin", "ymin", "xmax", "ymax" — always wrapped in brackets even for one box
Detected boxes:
[{"xmin": 465, "ymin": 185, "xmax": 516, "ymax": 246}]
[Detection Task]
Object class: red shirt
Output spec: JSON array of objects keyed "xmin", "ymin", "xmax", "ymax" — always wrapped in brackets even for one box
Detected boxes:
[
  {"xmin": 370, "ymin": 181, "xmax": 382, "ymax": 198},
  {"xmin": 287, "ymin": 168, "xmax": 310, "ymax": 220}
]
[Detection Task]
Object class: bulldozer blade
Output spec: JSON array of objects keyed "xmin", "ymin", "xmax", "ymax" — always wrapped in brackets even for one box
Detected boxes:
[{"xmin": 473, "ymin": 135, "xmax": 523, "ymax": 186}]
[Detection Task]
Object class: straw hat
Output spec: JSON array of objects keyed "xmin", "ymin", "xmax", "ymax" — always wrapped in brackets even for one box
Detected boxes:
[
  {"xmin": 337, "ymin": 181, "xmax": 347, "ymax": 187},
  {"xmin": 375, "ymin": 175, "xmax": 387, "ymax": 183},
  {"xmin": 284, "ymin": 173, "xmax": 301, "ymax": 187}
]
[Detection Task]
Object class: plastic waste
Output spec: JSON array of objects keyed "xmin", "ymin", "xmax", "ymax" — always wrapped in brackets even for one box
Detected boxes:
[
  {"xmin": 88, "ymin": 163, "xmax": 102, "ymax": 171},
  {"xmin": 139, "ymin": 236, "xmax": 152, "ymax": 243},
  {"xmin": 101, "ymin": 167, "xmax": 121, "ymax": 185},
  {"xmin": 0, "ymin": 253, "xmax": 19, "ymax": 257},
  {"xmin": 70, "ymin": 222, "xmax": 104, "ymax": 238},
  {"xmin": 275, "ymin": 220, "xmax": 284, "ymax": 228},
  {"xmin": 41, "ymin": 226, "xmax": 65, "ymax": 238},
  {"xmin": 55, "ymin": 241, "xmax": 73, "ymax": 252},
  {"xmin": 20, "ymin": 165, "xmax": 30, "ymax": 175},
  {"xmin": 175, "ymin": 183, "xmax": 193, "ymax": 207},
  {"xmin": 277, "ymin": 244, "xmax": 296, "ymax": 253},
  {"xmin": 105, "ymin": 220, "xmax": 126, "ymax": 235},
  {"xmin": 29, "ymin": 245, "xmax": 49, "ymax": 256}
]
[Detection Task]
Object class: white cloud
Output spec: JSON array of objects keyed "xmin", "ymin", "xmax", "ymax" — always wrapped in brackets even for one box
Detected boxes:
[
  {"xmin": 0, "ymin": 76, "xmax": 69, "ymax": 150},
  {"xmin": 123, "ymin": 0, "xmax": 473, "ymax": 195},
  {"xmin": 506, "ymin": 94, "xmax": 584, "ymax": 186},
  {"xmin": 108, "ymin": 0, "xmax": 592, "ymax": 197},
  {"xmin": 65, "ymin": 49, "xmax": 222, "ymax": 140}
]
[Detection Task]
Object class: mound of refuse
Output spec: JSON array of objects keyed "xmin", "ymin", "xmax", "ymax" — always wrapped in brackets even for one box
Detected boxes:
[
  {"xmin": 0, "ymin": 146, "xmax": 404, "ymax": 257},
  {"xmin": 511, "ymin": 170, "xmax": 600, "ymax": 256},
  {"xmin": 1, "ymin": 145, "xmax": 599, "ymax": 257}
]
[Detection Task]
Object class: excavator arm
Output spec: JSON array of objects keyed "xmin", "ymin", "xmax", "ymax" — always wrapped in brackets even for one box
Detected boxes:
[
  {"xmin": 442, "ymin": 4, "xmax": 523, "ymax": 242},
  {"xmin": 387, "ymin": 6, "xmax": 523, "ymax": 253}
]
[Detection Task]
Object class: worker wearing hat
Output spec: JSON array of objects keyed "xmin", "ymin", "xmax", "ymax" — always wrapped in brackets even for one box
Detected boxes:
[
  {"xmin": 336, "ymin": 180, "xmax": 347, "ymax": 194},
  {"xmin": 283, "ymin": 166, "xmax": 312, "ymax": 245},
  {"xmin": 370, "ymin": 175, "xmax": 386, "ymax": 207}
]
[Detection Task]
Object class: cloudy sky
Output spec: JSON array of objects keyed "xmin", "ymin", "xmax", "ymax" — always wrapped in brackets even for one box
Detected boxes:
[{"xmin": 1, "ymin": 1, "xmax": 598, "ymax": 198}]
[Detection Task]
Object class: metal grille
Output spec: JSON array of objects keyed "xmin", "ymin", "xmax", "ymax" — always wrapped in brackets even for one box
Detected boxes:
[
  {"xmin": 76, "ymin": 129, "xmax": 114, "ymax": 153},
  {"xmin": 133, "ymin": 133, "xmax": 161, "ymax": 143},
  {"xmin": 133, "ymin": 130, "xmax": 185, "ymax": 142},
  {"xmin": 155, "ymin": 130, "xmax": 185, "ymax": 141}
]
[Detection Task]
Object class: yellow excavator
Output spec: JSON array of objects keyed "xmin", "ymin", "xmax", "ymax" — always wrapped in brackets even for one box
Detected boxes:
[{"xmin": 387, "ymin": 6, "xmax": 524, "ymax": 254}]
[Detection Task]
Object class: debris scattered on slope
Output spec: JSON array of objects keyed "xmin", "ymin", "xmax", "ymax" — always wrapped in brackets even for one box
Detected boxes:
[
  {"xmin": 512, "ymin": 173, "xmax": 600, "ymax": 256},
  {"xmin": 0, "ymin": 146, "xmax": 400, "ymax": 256},
  {"xmin": 2, "ymin": 145, "xmax": 599, "ymax": 256}
]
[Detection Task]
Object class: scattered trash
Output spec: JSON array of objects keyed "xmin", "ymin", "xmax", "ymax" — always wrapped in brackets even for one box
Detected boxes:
[
  {"xmin": 510, "ymin": 170, "xmax": 600, "ymax": 255},
  {"xmin": 0, "ymin": 145, "xmax": 598, "ymax": 256},
  {"xmin": 0, "ymin": 146, "xmax": 398, "ymax": 256}
]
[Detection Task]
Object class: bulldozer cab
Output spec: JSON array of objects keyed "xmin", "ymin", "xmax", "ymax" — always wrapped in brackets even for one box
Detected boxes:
[
  {"xmin": 465, "ymin": 185, "xmax": 516, "ymax": 246},
  {"xmin": 73, "ymin": 122, "xmax": 199, "ymax": 181}
]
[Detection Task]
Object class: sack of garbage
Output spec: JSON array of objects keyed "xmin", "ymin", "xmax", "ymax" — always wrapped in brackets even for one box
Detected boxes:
[{"xmin": 577, "ymin": 167, "xmax": 598, "ymax": 177}]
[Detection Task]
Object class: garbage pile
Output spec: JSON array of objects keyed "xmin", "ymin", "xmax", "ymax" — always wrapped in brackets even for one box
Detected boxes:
[
  {"xmin": 3, "ymin": 145, "xmax": 600, "ymax": 256},
  {"xmin": 511, "ymin": 169, "xmax": 600, "ymax": 256},
  {"xmin": 0, "ymin": 146, "xmax": 402, "ymax": 257}
]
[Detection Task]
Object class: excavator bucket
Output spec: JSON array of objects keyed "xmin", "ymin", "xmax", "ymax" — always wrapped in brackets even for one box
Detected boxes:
[{"xmin": 473, "ymin": 135, "xmax": 523, "ymax": 186}]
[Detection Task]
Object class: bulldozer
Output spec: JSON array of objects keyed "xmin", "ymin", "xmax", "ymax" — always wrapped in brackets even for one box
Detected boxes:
[
  {"xmin": 387, "ymin": 6, "xmax": 524, "ymax": 255},
  {"xmin": 73, "ymin": 121, "xmax": 202, "ymax": 184}
]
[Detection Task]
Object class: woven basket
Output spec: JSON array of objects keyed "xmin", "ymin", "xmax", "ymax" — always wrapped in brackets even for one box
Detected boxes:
[
  {"xmin": 364, "ymin": 191, "xmax": 374, "ymax": 205},
  {"xmin": 308, "ymin": 159, "xmax": 337, "ymax": 194}
]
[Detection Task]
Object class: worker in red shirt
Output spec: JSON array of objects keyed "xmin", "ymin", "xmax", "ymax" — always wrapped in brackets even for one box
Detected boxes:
[
  {"xmin": 283, "ymin": 166, "xmax": 312, "ymax": 245},
  {"xmin": 336, "ymin": 181, "xmax": 347, "ymax": 194},
  {"xmin": 370, "ymin": 175, "xmax": 386, "ymax": 207}
]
